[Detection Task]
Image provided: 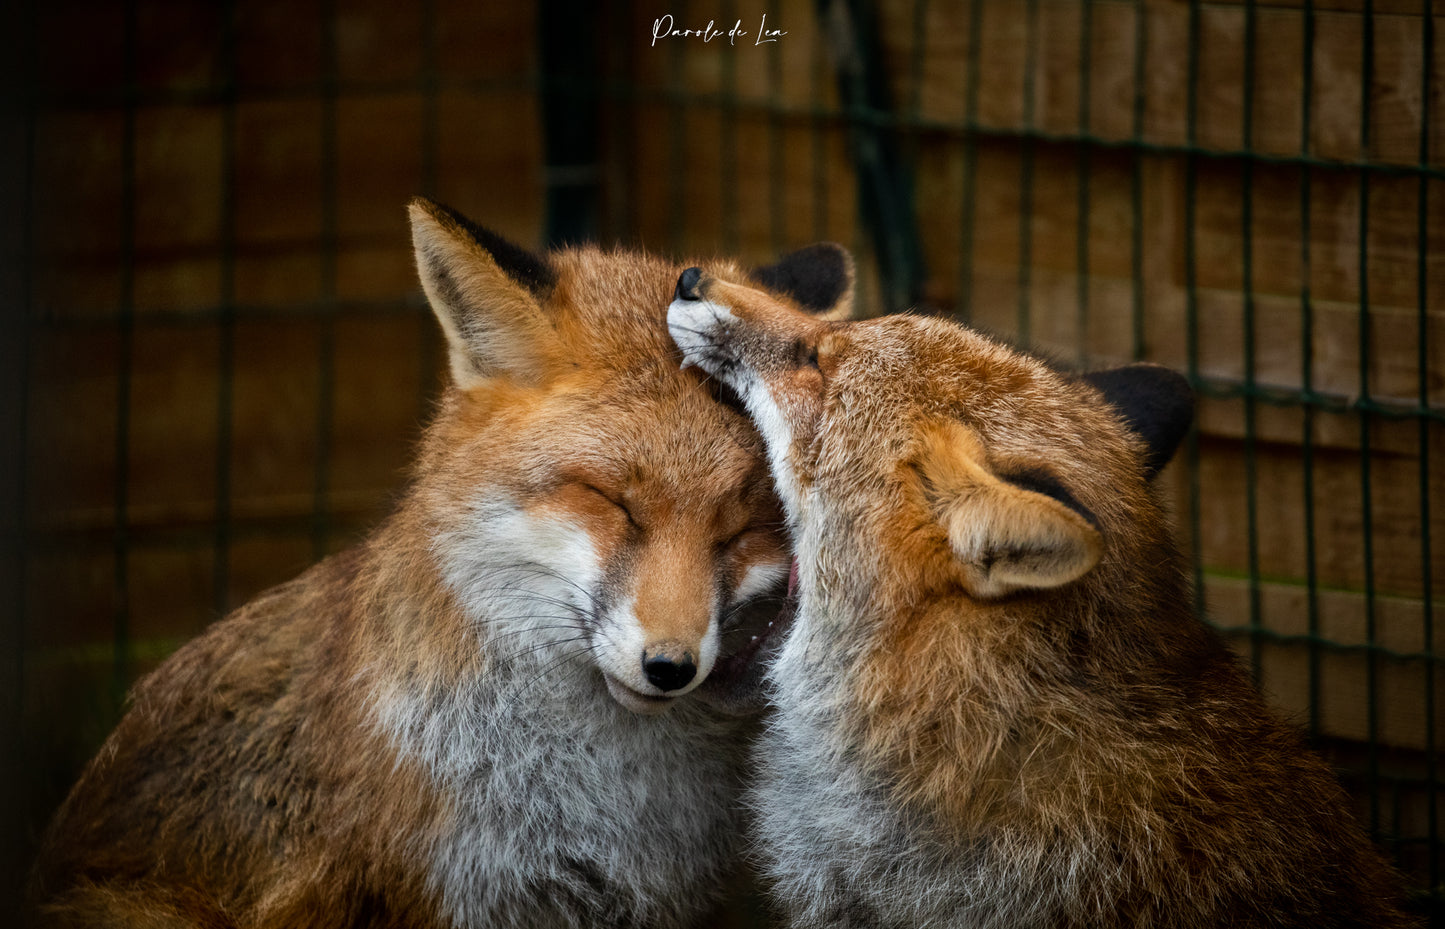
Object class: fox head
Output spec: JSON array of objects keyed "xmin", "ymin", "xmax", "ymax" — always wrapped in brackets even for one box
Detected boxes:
[
  {"xmin": 406, "ymin": 200, "xmax": 852, "ymax": 715},
  {"xmin": 666, "ymin": 268, "xmax": 1192, "ymax": 608}
]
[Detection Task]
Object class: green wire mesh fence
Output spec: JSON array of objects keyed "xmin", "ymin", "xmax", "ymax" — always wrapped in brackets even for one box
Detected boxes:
[{"xmin": 3, "ymin": 0, "xmax": 1440, "ymax": 921}]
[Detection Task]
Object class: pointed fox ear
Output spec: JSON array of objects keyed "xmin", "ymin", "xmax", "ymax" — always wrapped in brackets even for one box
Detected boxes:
[
  {"xmin": 914, "ymin": 420, "xmax": 1102, "ymax": 599},
  {"xmin": 1080, "ymin": 363, "xmax": 1194, "ymax": 479},
  {"xmin": 408, "ymin": 197, "xmax": 562, "ymax": 389},
  {"xmin": 751, "ymin": 243, "xmax": 855, "ymax": 319}
]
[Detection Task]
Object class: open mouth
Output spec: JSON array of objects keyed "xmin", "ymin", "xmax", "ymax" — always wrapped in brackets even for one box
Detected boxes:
[
  {"xmin": 696, "ymin": 559, "xmax": 799, "ymax": 714},
  {"xmin": 604, "ymin": 562, "xmax": 799, "ymax": 717},
  {"xmin": 601, "ymin": 561, "xmax": 798, "ymax": 717}
]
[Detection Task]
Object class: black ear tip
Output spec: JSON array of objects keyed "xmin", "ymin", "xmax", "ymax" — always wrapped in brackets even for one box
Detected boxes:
[
  {"xmin": 750, "ymin": 243, "xmax": 853, "ymax": 315},
  {"xmin": 676, "ymin": 267, "xmax": 704, "ymax": 301},
  {"xmin": 1081, "ymin": 363, "xmax": 1195, "ymax": 479}
]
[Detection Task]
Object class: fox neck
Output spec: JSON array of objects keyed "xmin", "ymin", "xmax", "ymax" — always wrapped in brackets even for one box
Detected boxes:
[
  {"xmin": 775, "ymin": 496, "xmax": 1216, "ymax": 818},
  {"xmin": 769, "ymin": 511, "xmax": 890, "ymax": 708},
  {"xmin": 784, "ymin": 475, "xmax": 944, "ymax": 613},
  {"xmin": 344, "ymin": 502, "xmax": 602, "ymax": 763}
]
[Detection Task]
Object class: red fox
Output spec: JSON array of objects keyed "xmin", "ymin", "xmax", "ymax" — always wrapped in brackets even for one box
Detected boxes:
[
  {"xmin": 667, "ymin": 269, "xmax": 1418, "ymax": 928},
  {"xmin": 28, "ymin": 200, "xmax": 854, "ymax": 929}
]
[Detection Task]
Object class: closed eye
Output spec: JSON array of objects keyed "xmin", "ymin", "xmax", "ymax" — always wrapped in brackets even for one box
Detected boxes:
[
  {"xmin": 719, "ymin": 526, "xmax": 755, "ymax": 553},
  {"xmin": 795, "ymin": 338, "xmax": 819, "ymax": 370},
  {"xmin": 582, "ymin": 484, "xmax": 639, "ymax": 529}
]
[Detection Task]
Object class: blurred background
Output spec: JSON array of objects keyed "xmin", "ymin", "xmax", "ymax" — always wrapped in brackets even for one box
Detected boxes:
[{"xmin": 1, "ymin": 0, "xmax": 1440, "ymax": 921}]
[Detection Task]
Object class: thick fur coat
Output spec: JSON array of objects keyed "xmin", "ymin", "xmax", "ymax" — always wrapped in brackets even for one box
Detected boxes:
[
  {"xmin": 668, "ymin": 270, "xmax": 1418, "ymax": 929},
  {"xmin": 29, "ymin": 202, "xmax": 853, "ymax": 929}
]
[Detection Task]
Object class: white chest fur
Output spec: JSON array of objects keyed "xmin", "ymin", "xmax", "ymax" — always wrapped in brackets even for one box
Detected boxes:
[{"xmin": 375, "ymin": 659, "xmax": 746, "ymax": 929}]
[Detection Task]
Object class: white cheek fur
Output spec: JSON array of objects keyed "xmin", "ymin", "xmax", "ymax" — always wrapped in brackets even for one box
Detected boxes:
[
  {"xmin": 434, "ymin": 494, "xmax": 740, "ymax": 703},
  {"xmin": 371, "ymin": 499, "xmax": 606, "ymax": 782},
  {"xmin": 735, "ymin": 560, "xmax": 789, "ymax": 604},
  {"xmin": 433, "ymin": 497, "xmax": 603, "ymax": 645},
  {"xmin": 668, "ymin": 295, "xmax": 806, "ymax": 520},
  {"xmin": 667, "ymin": 296, "xmax": 732, "ymax": 370}
]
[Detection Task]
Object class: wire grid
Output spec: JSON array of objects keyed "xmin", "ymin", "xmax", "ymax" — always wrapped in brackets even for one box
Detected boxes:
[
  {"xmin": 615, "ymin": 0, "xmax": 1441, "ymax": 915},
  {"xmin": 5, "ymin": 0, "xmax": 455, "ymax": 901},
  {"xmin": 4, "ymin": 0, "xmax": 1442, "ymax": 922}
]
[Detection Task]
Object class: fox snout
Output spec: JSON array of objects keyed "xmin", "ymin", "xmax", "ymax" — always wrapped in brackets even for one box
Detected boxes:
[
  {"xmin": 668, "ymin": 268, "xmax": 741, "ymax": 376},
  {"xmin": 675, "ymin": 266, "xmax": 704, "ymax": 302},
  {"xmin": 668, "ymin": 269, "xmax": 732, "ymax": 384},
  {"xmin": 600, "ymin": 620, "xmax": 716, "ymax": 716},
  {"xmin": 641, "ymin": 643, "xmax": 698, "ymax": 692}
]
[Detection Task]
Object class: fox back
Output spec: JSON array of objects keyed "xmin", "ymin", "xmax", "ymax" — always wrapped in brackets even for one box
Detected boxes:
[
  {"xmin": 668, "ymin": 271, "xmax": 1417, "ymax": 928},
  {"xmin": 29, "ymin": 203, "xmax": 853, "ymax": 929}
]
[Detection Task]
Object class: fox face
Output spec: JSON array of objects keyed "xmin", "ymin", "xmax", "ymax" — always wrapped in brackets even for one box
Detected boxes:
[
  {"xmin": 410, "ymin": 202, "xmax": 852, "ymax": 715},
  {"xmin": 27, "ymin": 213, "xmax": 858, "ymax": 929},
  {"xmin": 417, "ymin": 352, "xmax": 788, "ymax": 714},
  {"xmin": 667, "ymin": 267, "xmax": 1189, "ymax": 605}
]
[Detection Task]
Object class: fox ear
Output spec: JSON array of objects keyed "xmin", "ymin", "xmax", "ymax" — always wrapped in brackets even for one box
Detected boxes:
[
  {"xmin": 1081, "ymin": 363, "xmax": 1193, "ymax": 479},
  {"xmin": 914, "ymin": 420, "xmax": 1102, "ymax": 599},
  {"xmin": 751, "ymin": 243, "xmax": 855, "ymax": 319},
  {"xmin": 408, "ymin": 197, "xmax": 562, "ymax": 389}
]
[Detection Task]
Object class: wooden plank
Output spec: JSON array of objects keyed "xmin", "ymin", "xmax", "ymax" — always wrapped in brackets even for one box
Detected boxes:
[
  {"xmin": 1207, "ymin": 575, "xmax": 1442, "ymax": 752},
  {"xmin": 329, "ymin": 314, "xmax": 432, "ymax": 499},
  {"xmin": 22, "ymin": 546, "xmax": 115, "ymax": 652},
  {"xmin": 235, "ymin": 0, "xmax": 323, "ymax": 91},
  {"xmin": 125, "ymin": 323, "xmax": 220, "ymax": 521},
  {"xmin": 234, "ymin": 98, "xmax": 326, "ymax": 247},
  {"xmin": 1188, "ymin": 161, "xmax": 1444, "ymax": 319},
  {"xmin": 1199, "ymin": 1, "xmax": 1435, "ymax": 14},
  {"xmin": 31, "ymin": 111, "xmax": 128, "ymax": 266},
  {"xmin": 876, "ymin": 2, "xmax": 1443, "ymax": 167},
  {"xmin": 871, "ymin": 137, "xmax": 1443, "ymax": 407},
  {"xmin": 336, "ymin": 94, "xmax": 426, "ymax": 240},
  {"xmin": 436, "ymin": 0, "xmax": 536, "ymax": 82},
  {"xmin": 25, "ymin": 329, "xmax": 122, "ymax": 527},
  {"xmin": 227, "ymin": 317, "xmax": 323, "ymax": 511},
  {"xmin": 1187, "ymin": 431, "xmax": 1443, "ymax": 597},
  {"xmin": 624, "ymin": 104, "xmax": 863, "ymax": 262},
  {"xmin": 435, "ymin": 90, "xmax": 544, "ymax": 247},
  {"xmin": 26, "ymin": 315, "xmax": 425, "ymax": 537}
]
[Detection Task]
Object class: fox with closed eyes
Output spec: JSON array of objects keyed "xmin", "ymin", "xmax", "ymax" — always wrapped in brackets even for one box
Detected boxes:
[
  {"xmin": 28, "ymin": 201, "xmax": 855, "ymax": 929},
  {"xmin": 668, "ymin": 267, "xmax": 1418, "ymax": 929}
]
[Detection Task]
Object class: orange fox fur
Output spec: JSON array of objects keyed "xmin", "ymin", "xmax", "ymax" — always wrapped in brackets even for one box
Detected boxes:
[
  {"xmin": 668, "ymin": 270, "xmax": 1418, "ymax": 928},
  {"xmin": 29, "ymin": 201, "xmax": 854, "ymax": 929}
]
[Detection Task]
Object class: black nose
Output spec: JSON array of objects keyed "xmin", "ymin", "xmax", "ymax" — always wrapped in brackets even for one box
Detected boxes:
[
  {"xmin": 642, "ymin": 652, "xmax": 698, "ymax": 692},
  {"xmin": 675, "ymin": 267, "xmax": 703, "ymax": 301}
]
